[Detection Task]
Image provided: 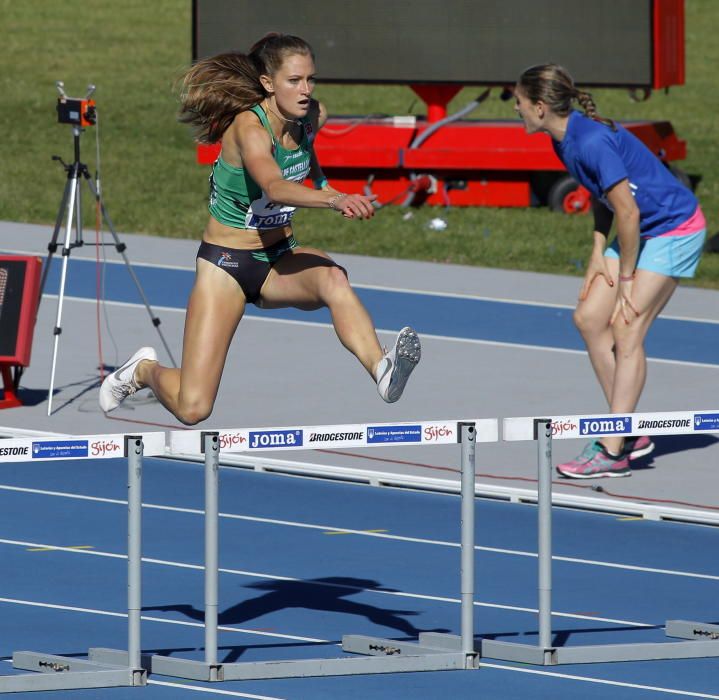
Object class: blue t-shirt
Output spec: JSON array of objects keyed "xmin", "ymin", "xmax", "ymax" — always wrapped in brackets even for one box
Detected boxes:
[{"xmin": 552, "ymin": 111, "xmax": 697, "ymax": 237}]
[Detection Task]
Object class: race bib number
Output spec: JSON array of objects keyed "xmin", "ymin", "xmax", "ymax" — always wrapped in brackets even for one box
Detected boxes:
[{"xmin": 245, "ymin": 194, "xmax": 296, "ymax": 229}]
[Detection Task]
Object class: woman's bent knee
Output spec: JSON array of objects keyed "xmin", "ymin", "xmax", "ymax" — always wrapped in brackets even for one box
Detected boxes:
[
  {"xmin": 610, "ymin": 318, "xmax": 648, "ymax": 356},
  {"xmin": 175, "ymin": 396, "xmax": 214, "ymax": 426},
  {"xmin": 573, "ymin": 307, "xmax": 603, "ymax": 335},
  {"xmin": 321, "ymin": 265, "xmax": 353, "ymax": 300}
]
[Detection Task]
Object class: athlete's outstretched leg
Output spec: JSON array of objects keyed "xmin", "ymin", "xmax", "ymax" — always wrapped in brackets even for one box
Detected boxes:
[
  {"xmin": 260, "ymin": 247, "xmax": 420, "ymax": 402},
  {"xmin": 100, "ymin": 259, "xmax": 246, "ymax": 425}
]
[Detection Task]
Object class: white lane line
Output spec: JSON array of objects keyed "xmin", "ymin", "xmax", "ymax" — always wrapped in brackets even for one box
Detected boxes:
[
  {"xmin": 0, "ymin": 538, "xmax": 655, "ymax": 628},
  {"xmin": 1, "ymin": 483, "xmax": 718, "ymax": 582},
  {"xmin": 17, "ymin": 249, "xmax": 717, "ymax": 325},
  {"xmin": 147, "ymin": 680, "xmax": 287, "ymax": 699},
  {"xmin": 0, "ymin": 596, "xmax": 325, "ymax": 643},
  {"xmin": 0, "ymin": 247, "xmax": 197, "ymax": 273},
  {"xmin": 44, "ymin": 295, "xmax": 719, "ymax": 368},
  {"xmin": 353, "ymin": 282, "xmax": 719, "ymax": 327},
  {"xmin": 482, "ymin": 661, "xmax": 719, "ymax": 698}
]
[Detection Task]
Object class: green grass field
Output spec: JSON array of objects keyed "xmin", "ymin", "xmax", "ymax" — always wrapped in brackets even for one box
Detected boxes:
[{"xmin": 1, "ymin": 0, "xmax": 716, "ymax": 287}]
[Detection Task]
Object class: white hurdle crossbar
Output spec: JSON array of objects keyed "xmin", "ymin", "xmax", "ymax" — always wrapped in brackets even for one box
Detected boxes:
[
  {"xmin": 152, "ymin": 418, "xmax": 498, "ymax": 681},
  {"xmin": 0, "ymin": 431, "xmax": 165, "ymax": 693},
  {"xmin": 482, "ymin": 409, "xmax": 719, "ymax": 665}
]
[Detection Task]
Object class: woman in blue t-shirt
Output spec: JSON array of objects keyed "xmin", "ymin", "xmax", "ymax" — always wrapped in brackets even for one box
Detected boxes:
[{"xmin": 514, "ymin": 64, "xmax": 706, "ymax": 479}]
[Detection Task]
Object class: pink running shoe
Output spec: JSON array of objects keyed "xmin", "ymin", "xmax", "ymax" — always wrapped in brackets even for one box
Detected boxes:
[
  {"xmin": 622, "ymin": 435, "xmax": 655, "ymax": 460},
  {"xmin": 554, "ymin": 440, "xmax": 601, "ymax": 472},
  {"xmin": 556, "ymin": 441, "xmax": 631, "ymax": 479}
]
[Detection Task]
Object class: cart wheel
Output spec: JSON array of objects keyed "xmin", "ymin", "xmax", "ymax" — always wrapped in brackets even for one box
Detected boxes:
[{"xmin": 548, "ymin": 176, "xmax": 591, "ymax": 214}]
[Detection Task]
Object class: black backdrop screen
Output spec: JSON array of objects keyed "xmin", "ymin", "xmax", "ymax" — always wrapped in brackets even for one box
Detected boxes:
[
  {"xmin": 0, "ymin": 260, "xmax": 26, "ymax": 358},
  {"xmin": 193, "ymin": 0, "xmax": 654, "ymax": 87}
]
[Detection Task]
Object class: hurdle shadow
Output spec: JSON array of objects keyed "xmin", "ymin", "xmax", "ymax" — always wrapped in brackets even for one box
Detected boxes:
[
  {"xmin": 629, "ymin": 434, "xmax": 719, "ymax": 473},
  {"xmin": 481, "ymin": 621, "xmax": 667, "ymax": 647},
  {"xmin": 548, "ymin": 620, "xmax": 719, "ymax": 648},
  {"xmin": 149, "ymin": 641, "xmax": 333, "ymax": 665},
  {"xmin": 144, "ymin": 576, "xmax": 450, "ymax": 661}
]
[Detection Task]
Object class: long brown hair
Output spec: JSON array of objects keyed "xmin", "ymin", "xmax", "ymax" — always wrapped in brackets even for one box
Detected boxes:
[
  {"xmin": 177, "ymin": 33, "xmax": 314, "ymax": 144},
  {"xmin": 517, "ymin": 63, "xmax": 616, "ymax": 131}
]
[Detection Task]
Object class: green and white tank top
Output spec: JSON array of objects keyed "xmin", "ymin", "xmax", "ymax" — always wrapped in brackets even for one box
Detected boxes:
[{"xmin": 208, "ymin": 104, "xmax": 314, "ymax": 230}]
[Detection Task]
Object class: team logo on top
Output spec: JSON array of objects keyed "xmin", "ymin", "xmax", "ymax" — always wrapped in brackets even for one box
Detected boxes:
[
  {"xmin": 0, "ymin": 445, "xmax": 29, "ymax": 457},
  {"xmin": 694, "ymin": 413, "xmax": 719, "ymax": 431},
  {"xmin": 217, "ymin": 252, "xmax": 238, "ymax": 268},
  {"xmin": 248, "ymin": 429, "xmax": 303, "ymax": 449},
  {"xmin": 550, "ymin": 420, "xmax": 578, "ymax": 437},
  {"xmin": 219, "ymin": 432, "xmax": 247, "ymax": 449},
  {"xmin": 91, "ymin": 439, "xmax": 122, "ymax": 457},
  {"xmin": 367, "ymin": 425, "xmax": 422, "ymax": 444},
  {"xmin": 31, "ymin": 440, "xmax": 89, "ymax": 459},
  {"xmin": 308, "ymin": 431, "xmax": 364, "ymax": 443},
  {"xmin": 579, "ymin": 417, "xmax": 632, "ymax": 436},
  {"xmin": 423, "ymin": 425, "xmax": 454, "ymax": 442},
  {"xmin": 636, "ymin": 418, "xmax": 690, "ymax": 430}
]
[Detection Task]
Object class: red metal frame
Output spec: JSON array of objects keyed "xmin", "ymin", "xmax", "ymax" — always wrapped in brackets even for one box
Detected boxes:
[
  {"xmin": 0, "ymin": 256, "xmax": 42, "ymax": 366},
  {"xmin": 0, "ymin": 366, "xmax": 21, "ymax": 410},
  {"xmin": 197, "ymin": 118, "xmax": 685, "ymax": 208},
  {"xmin": 410, "ymin": 85, "xmax": 462, "ymax": 123},
  {"xmin": 653, "ymin": 0, "xmax": 685, "ymax": 88},
  {"xmin": 0, "ymin": 256, "xmax": 42, "ymax": 409}
]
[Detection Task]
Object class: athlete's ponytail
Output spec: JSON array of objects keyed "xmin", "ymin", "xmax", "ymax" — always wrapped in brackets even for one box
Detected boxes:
[
  {"xmin": 517, "ymin": 64, "xmax": 616, "ymax": 131},
  {"xmin": 177, "ymin": 34, "xmax": 314, "ymax": 144},
  {"xmin": 177, "ymin": 51, "xmax": 263, "ymax": 144}
]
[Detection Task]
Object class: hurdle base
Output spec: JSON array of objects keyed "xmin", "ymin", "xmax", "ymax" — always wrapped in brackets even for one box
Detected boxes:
[
  {"xmin": 666, "ymin": 620, "xmax": 719, "ymax": 641},
  {"xmin": 148, "ymin": 633, "xmax": 476, "ymax": 681},
  {"xmin": 150, "ymin": 655, "xmax": 222, "ymax": 682},
  {"xmin": 2, "ymin": 649, "xmax": 146, "ymax": 692},
  {"xmin": 342, "ymin": 631, "xmax": 474, "ymax": 656},
  {"xmin": 481, "ymin": 620, "xmax": 719, "ymax": 665}
]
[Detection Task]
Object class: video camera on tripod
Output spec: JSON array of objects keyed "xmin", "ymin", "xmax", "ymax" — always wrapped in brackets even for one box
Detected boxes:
[
  {"xmin": 55, "ymin": 81, "xmax": 96, "ymax": 127},
  {"xmin": 39, "ymin": 80, "xmax": 176, "ymax": 415}
]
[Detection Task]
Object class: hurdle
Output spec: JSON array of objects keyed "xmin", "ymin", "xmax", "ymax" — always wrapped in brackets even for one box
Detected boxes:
[
  {"xmin": 146, "ymin": 418, "xmax": 497, "ymax": 681},
  {"xmin": 0, "ymin": 431, "xmax": 164, "ymax": 692},
  {"xmin": 481, "ymin": 409, "xmax": 719, "ymax": 665}
]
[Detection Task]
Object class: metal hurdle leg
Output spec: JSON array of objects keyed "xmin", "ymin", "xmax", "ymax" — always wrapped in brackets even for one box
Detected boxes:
[
  {"xmin": 481, "ymin": 419, "xmax": 719, "ymax": 665},
  {"xmin": 150, "ymin": 423, "xmax": 479, "ymax": 681},
  {"xmin": 341, "ymin": 421, "xmax": 479, "ymax": 669},
  {"xmin": 3, "ymin": 436, "xmax": 148, "ymax": 692}
]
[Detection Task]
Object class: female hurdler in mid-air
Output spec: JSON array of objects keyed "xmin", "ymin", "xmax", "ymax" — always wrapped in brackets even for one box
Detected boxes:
[{"xmin": 100, "ymin": 33, "xmax": 420, "ymax": 423}]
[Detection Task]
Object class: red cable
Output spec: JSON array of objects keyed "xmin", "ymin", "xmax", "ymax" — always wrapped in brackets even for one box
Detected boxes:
[
  {"xmin": 103, "ymin": 413, "xmax": 190, "ymax": 431},
  {"xmin": 95, "ymin": 200, "xmax": 105, "ymax": 383}
]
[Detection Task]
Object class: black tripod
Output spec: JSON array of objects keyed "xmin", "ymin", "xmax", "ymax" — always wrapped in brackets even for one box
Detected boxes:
[{"xmin": 40, "ymin": 83, "xmax": 177, "ymax": 415}]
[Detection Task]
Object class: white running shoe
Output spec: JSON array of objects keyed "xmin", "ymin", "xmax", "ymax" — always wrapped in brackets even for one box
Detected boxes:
[
  {"xmin": 375, "ymin": 327, "xmax": 421, "ymax": 403},
  {"xmin": 99, "ymin": 347, "xmax": 157, "ymax": 413}
]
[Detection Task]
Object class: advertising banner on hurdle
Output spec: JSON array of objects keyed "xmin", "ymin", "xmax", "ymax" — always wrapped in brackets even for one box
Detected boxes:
[
  {"xmin": 503, "ymin": 409, "xmax": 719, "ymax": 442},
  {"xmin": 0, "ymin": 432, "xmax": 166, "ymax": 462},
  {"xmin": 168, "ymin": 418, "xmax": 498, "ymax": 455}
]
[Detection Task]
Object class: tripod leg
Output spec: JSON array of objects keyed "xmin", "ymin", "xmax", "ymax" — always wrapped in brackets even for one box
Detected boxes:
[
  {"xmin": 47, "ymin": 167, "xmax": 81, "ymax": 416},
  {"xmin": 38, "ymin": 176, "xmax": 74, "ymax": 308},
  {"xmin": 75, "ymin": 167, "xmax": 84, "ymax": 248},
  {"xmin": 82, "ymin": 171, "xmax": 178, "ymax": 367}
]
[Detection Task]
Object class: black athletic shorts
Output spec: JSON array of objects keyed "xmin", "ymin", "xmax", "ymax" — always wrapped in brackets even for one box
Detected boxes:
[{"xmin": 196, "ymin": 236, "xmax": 298, "ymax": 304}]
